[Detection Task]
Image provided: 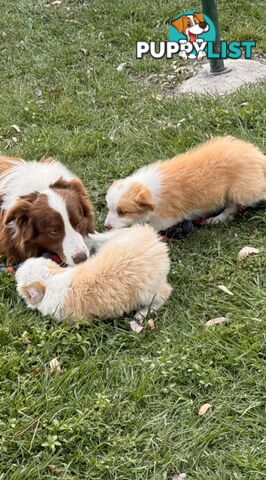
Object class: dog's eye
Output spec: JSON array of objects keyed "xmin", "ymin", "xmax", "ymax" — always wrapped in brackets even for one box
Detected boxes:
[
  {"xmin": 187, "ymin": 21, "xmax": 192, "ymax": 26},
  {"xmin": 117, "ymin": 208, "xmax": 128, "ymax": 216},
  {"xmin": 50, "ymin": 229, "xmax": 58, "ymax": 236}
]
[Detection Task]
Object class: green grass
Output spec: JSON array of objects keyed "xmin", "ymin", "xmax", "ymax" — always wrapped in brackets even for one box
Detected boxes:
[{"xmin": 0, "ymin": 1, "xmax": 265, "ymax": 479}]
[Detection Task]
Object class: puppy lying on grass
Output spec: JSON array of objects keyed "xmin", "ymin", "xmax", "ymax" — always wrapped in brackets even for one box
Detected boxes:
[{"xmin": 16, "ymin": 225, "xmax": 172, "ymax": 323}]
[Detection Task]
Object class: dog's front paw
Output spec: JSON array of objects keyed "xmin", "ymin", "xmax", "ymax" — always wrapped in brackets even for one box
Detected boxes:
[
  {"xmin": 206, "ymin": 213, "xmax": 235, "ymax": 224},
  {"xmin": 179, "ymin": 51, "xmax": 188, "ymax": 60},
  {"xmin": 198, "ymin": 51, "xmax": 206, "ymax": 61},
  {"xmin": 134, "ymin": 307, "xmax": 149, "ymax": 321}
]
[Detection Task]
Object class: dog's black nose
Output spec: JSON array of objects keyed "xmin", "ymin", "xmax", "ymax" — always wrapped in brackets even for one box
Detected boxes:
[
  {"xmin": 199, "ymin": 21, "xmax": 207, "ymax": 29},
  {"xmin": 72, "ymin": 252, "xmax": 88, "ymax": 264}
]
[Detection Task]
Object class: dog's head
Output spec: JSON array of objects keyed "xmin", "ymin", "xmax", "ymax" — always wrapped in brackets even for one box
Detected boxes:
[
  {"xmin": 4, "ymin": 178, "xmax": 94, "ymax": 265},
  {"xmin": 15, "ymin": 257, "xmax": 60, "ymax": 308},
  {"xmin": 104, "ymin": 180, "xmax": 154, "ymax": 229},
  {"xmin": 172, "ymin": 13, "xmax": 209, "ymax": 41}
]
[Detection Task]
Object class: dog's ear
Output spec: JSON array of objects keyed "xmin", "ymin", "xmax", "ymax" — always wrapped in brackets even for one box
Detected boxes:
[
  {"xmin": 194, "ymin": 12, "xmax": 205, "ymax": 23},
  {"xmin": 50, "ymin": 177, "xmax": 88, "ymax": 194},
  {"xmin": 21, "ymin": 281, "xmax": 46, "ymax": 305},
  {"xmin": 4, "ymin": 195, "xmax": 37, "ymax": 239},
  {"xmin": 20, "ymin": 192, "xmax": 39, "ymax": 203},
  {"xmin": 50, "ymin": 178, "xmax": 95, "ymax": 232},
  {"xmin": 171, "ymin": 15, "xmax": 186, "ymax": 33},
  {"xmin": 135, "ymin": 187, "xmax": 154, "ymax": 211}
]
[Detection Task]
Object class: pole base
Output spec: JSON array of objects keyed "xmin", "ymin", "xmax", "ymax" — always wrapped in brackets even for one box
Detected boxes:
[
  {"xmin": 178, "ymin": 59, "xmax": 266, "ymax": 96},
  {"xmin": 208, "ymin": 66, "xmax": 233, "ymax": 76}
]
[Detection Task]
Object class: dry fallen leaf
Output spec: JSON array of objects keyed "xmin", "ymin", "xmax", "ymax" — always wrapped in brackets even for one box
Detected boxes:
[
  {"xmin": 237, "ymin": 246, "xmax": 260, "ymax": 262},
  {"xmin": 48, "ymin": 87, "xmax": 63, "ymax": 94},
  {"xmin": 206, "ymin": 316, "xmax": 226, "ymax": 327},
  {"xmin": 11, "ymin": 136, "xmax": 18, "ymax": 143},
  {"xmin": 11, "ymin": 124, "xmax": 21, "ymax": 133},
  {"xmin": 198, "ymin": 403, "xmax": 212, "ymax": 416},
  {"xmin": 49, "ymin": 357, "xmax": 62, "ymax": 374},
  {"xmin": 129, "ymin": 320, "xmax": 144, "ymax": 333},
  {"xmin": 217, "ymin": 285, "xmax": 233, "ymax": 296}
]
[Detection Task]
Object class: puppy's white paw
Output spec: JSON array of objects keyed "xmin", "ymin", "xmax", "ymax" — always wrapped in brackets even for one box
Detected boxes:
[
  {"xmin": 134, "ymin": 308, "xmax": 149, "ymax": 321},
  {"xmin": 206, "ymin": 213, "xmax": 234, "ymax": 224}
]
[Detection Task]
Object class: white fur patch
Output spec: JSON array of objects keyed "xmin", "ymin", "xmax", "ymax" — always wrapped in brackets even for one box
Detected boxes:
[
  {"xmin": 0, "ymin": 159, "xmax": 73, "ymax": 210},
  {"xmin": 105, "ymin": 164, "xmax": 161, "ymax": 228},
  {"xmin": 16, "ymin": 257, "xmax": 73, "ymax": 321},
  {"xmin": 45, "ymin": 189, "xmax": 90, "ymax": 265}
]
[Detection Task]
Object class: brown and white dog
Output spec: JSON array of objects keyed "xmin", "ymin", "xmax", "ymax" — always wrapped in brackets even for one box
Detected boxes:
[
  {"xmin": 172, "ymin": 13, "xmax": 209, "ymax": 43},
  {"xmin": 0, "ymin": 156, "xmax": 94, "ymax": 265},
  {"xmin": 16, "ymin": 225, "xmax": 172, "ymax": 322},
  {"xmin": 172, "ymin": 12, "xmax": 209, "ymax": 60},
  {"xmin": 104, "ymin": 136, "xmax": 266, "ymax": 232}
]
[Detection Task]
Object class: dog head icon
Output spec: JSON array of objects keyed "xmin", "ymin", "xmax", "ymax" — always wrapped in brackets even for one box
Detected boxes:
[{"xmin": 172, "ymin": 13, "xmax": 209, "ymax": 42}]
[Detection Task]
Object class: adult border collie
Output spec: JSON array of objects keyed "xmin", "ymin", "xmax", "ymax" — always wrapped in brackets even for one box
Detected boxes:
[{"xmin": 0, "ymin": 155, "xmax": 94, "ymax": 265}]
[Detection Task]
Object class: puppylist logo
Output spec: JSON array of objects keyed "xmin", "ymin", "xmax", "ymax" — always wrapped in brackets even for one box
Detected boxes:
[{"xmin": 136, "ymin": 10, "xmax": 256, "ymax": 61}]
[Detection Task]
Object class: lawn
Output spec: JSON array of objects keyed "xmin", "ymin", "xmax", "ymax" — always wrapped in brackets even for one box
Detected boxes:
[{"xmin": 0, "ymin": 1, "xmax": 265, "ymax": 479}]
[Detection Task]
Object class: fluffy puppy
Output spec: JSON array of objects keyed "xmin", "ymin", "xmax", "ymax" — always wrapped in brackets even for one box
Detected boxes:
[
  {"xmin": 104, "ymin": 136, "xmax": 266, "ymax": 231},
  {"xmin": 16, "ymin": 225, "xmax": 172, "ymax": 322}
]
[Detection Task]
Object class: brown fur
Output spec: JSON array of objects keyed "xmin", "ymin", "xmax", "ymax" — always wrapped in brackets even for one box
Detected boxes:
[
  {"xmin": 156, "ymin": 136, "xmax": 266, "ymax": 220},
  {"xmin": 115, "ymin": 137, "xmax": 266, "ymax": 225},
  {"xmin": 0, "ymin": 158, "xmax": 94, "ymax": 261},
  {"xmin": 172, "ymin": 12, "xmax": 206, "ymax": 34},
  {"xmin": 50, "ymin": 178, "xmax": 94, "ymax": 236},
  {"xmin": 62, "ymin": 226, "xmax": 172, "ymax": 321},
  {"xmin": 117, "ymin": 182, "xmax": 154, "ymax": 218},
  {"xmin": 0, "ymin": 156, "xmax": 23, "ymax": 175},
  {"xmin": 0, "ymin": 193, "xmax": 65, "ymax": 261},
  {"xmin": 21, "ymin": 281, "xmax": 46, "ymax": 305}
]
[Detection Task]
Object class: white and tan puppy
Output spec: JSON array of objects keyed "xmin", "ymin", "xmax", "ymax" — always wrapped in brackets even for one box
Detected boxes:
[
  {"xmin": 16, "ymin": 225, "xmax": 172, "ymax": 323},
  {"xmin": 105, "ymin": 136, "xmax": 266, "ymax": 231}
]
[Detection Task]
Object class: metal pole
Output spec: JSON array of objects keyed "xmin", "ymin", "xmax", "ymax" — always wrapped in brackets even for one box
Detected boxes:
[{"xmin": 201, "ymin": 0, "xmax": 226, "ymax": 74}]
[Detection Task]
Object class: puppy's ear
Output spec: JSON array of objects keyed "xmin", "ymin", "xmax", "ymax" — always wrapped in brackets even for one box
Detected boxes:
[
  {"xmin": 4, "ymin": 196, "xmax": 37, "ymax": 239},
  {"xmin": 194, "ymin": 12, "xmax": 205, "ymax": 23},
  {"xmin": 21, "ymin": 281, "xmax": 46, "ymax": 305},
  {"xmin": 171, "ymin": 16, "xmax": 186, "ymax": 33},
  {"xmin": 136, "ymin": 188, "xmax": 154, "ymax": 211}
]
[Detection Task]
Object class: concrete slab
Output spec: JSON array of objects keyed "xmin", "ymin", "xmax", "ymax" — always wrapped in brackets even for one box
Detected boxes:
[{"xmin": 178, "ymin": 59, "xmax": 266, "ymax": 95}]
